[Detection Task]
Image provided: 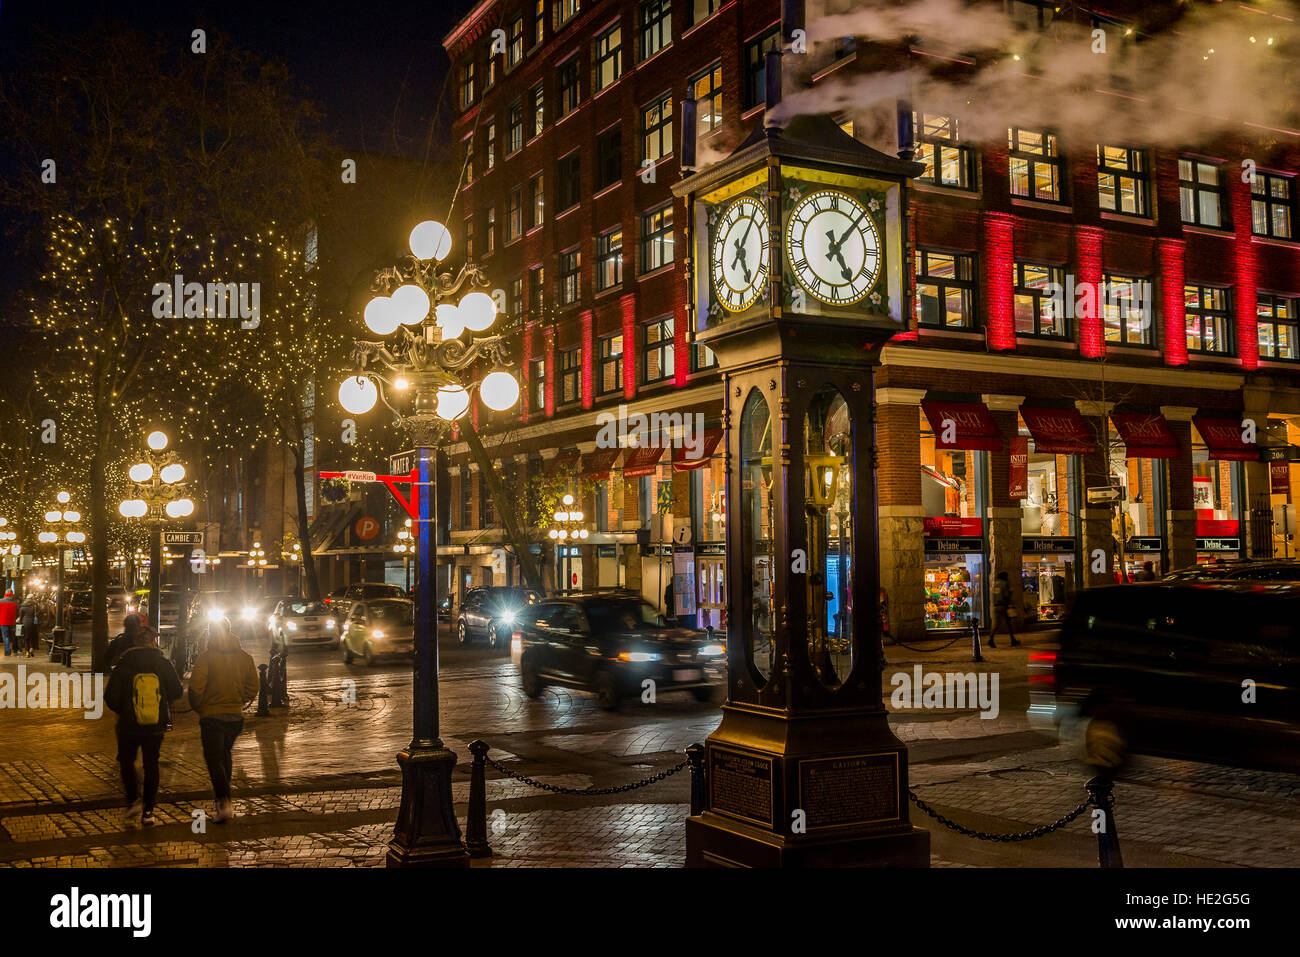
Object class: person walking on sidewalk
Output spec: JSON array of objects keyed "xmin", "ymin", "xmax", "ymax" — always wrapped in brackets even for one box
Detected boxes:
[
  {"xmin": 986, "ymin": 570, "xmax": 1020, "ymax": 649},
  {"xmin": 187, "ymin": 617, "xmax": 258, "ymax": 824},
  {"xmin": 17, "ymin": 593, "xmax": 39, "ymax": 658},
  {"xmin": 0, "ymin": 589, "xmax": 17, "ymax": 656},
  {"xmin": 105, "ymin": 624, "xmax": 183, "ymax": 827}
]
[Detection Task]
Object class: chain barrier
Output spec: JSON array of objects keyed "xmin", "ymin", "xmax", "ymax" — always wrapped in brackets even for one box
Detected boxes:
[
  {"xmin": 908, "ymin": 788, "xmax": 1091, "ymax": 842},
  {"xmin": 483, "ymin": 754, "xmax": 687, "ymax": 795},
  {"xmin": 887, "ymin": 635, "xmax": 965, "ymax": 653}
]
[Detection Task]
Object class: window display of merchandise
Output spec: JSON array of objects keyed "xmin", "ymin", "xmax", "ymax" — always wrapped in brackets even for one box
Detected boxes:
[
  {"xmin": 1022, "ymin": 559, "xmax": 1072, "ymax": 622},
  {"xmin": 924, "ymin": 556, "xmax": 982, "ymax": 630}
]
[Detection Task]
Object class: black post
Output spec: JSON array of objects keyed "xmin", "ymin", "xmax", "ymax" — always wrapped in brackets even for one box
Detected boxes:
[
  {"xmin": 686, "ymin": 743, "xmax": 707, "ymax": 817},
  {"xmin": 272, "ymin": 649, "xmax": 289, "ymax": 707},
  {"xmin": 466, "ymin": 740, "xmax": 492, "ymax": 859},
  {"xmin": 256, "ymin": 663, "xmax": 271, "ymax": 717},
  {"xmin": 148, "ymin": 526, "xmax": 162, "ymax": 633},
  {"xmin": 971, "ymin": 616, "xmax": 983, "ymax": 662},
  {"xmin": 1085, "ymin": 775, "xmax": 1124, "ymax": 868},
  {"xmin": 56, "ymin": 547, "xmax": 65, "ymax": 630}
]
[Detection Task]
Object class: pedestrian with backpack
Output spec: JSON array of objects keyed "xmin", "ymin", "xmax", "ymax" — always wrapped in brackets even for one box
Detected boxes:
[
  {"xmin": 986, "ymin": 570, "xmax": 1021, "ymax": 649},
  {"xmin": 17, "ymin": 593, "xmax": 40, "ymax": 658},
  {"xmin": 187, "ymin": 616, "xmax": 259, "ymax": 823},
  {"xmin": 0, "ymin": 589, "xmax": 17, "ymax": 656},
  {"xmin": 105, "ymin": 622, "xmax": 183, "ymax": 827}
]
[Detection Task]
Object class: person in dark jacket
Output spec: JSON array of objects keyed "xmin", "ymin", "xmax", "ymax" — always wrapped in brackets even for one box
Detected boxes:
[
  {"xmin": 17, "ymin": 594, "xmax": 39, "ymax": 658},
  {"xmin": 188, "ymin": 618, "xmax": 259, "ymax": 823},
  {"xmin": 105, "ymin": 626, "xmax": 183, "ymax": 827},
  {"xmin": 986, "ymin": 570, "xmax": 1021, "ymax": 648},
  {"xmin": 1135, "ymin": 561, "xmax": 1157, "ymax": 582},
  {"xmin": 106, "ymin": 613, "xmax": 144, "ymax": 668},
  {"xmin": 0, "ymin": 589, "xmax": 17, "ymax": 656}
]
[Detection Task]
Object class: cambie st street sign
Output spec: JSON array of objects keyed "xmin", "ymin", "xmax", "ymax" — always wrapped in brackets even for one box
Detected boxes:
[{"xmin": 162, "ymin": 531, "xmax": 204, "ymax": 545}]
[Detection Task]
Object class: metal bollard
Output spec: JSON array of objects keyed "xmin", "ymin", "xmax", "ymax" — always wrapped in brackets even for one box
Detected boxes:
[
  {"xmin": 1085, "ymin": 774, "xmax": 1124, "ymax": 868},
  {"xmin": 256, "ymin": 663, "xmax": 271, "ymax": 717},
  {"xmin": 466, "ymin": 740, "xmax": 493, "ymax": 859},
  {"xmin": 686, "ymin": 742, "xmax": 707, "ymax": 816},
  {"xmin": 271, "ymin": 650, "xmax": 290, "ymax": 707},
  {"xmin": 970, "ymin": 617, "xmax": 983, "ymax": 663}
]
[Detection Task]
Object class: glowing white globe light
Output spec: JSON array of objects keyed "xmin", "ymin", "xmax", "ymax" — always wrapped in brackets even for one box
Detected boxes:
[
  {"xmin": 391, "ymin": 284, "xmax": 431, "ymax": 326},
  {"xmin": 459, "ymin": 292, "xmax": 497, "ymax": 332},
  {"xmin": 66, "ymin": 531, "xmax": 85, "ymax": 543},
  {"xmin": 434, "ymin": 385, "xmax": 471, "ymax": 421},
  {"xmin": 435, "ymin": 303, "xmax": 467, "ymax": 339},
  {"xmin": 57, "ymin": 491, "xmax": 71, "ymax": 504},
  {"xmin": 548, "ymin": 529, "xmax": 558, "ymax": 539},
  {"xmin": 62, "ymin": 510, "xmax": 80, "ymax": 523},
  {"xmin": 45, "ymin": 511, "xmax": 61, "ymax": 523},
  {"xmin": 8, "ymin": 545, "xmax": 18, "ymax": 556},
  {"xmin": 480, "ymin": 371, "xmax": 520, "ymax": 411},
  {"xmin": 118, "ymin": 502, "xmax": 134, "ymax": 518},
  {"xmin": 146, "ymin": 431, "xmax": 168, "ymax": 451},
  {"xmin": 363, "ymin": 296, "xmax": 402, "ymax": 335},
  {"xmin": 160, "ymin": 463, "xmax": 186, "ymax": 484},
  {"xmin": 0, "ymin": 517, "xmax": 7, "ymax": 526},
  {"xmin": 338, "ymin": 376, "xmax": 379, "ymax": 415},
  {"xmin": 129, "ymin": 463, "xmax": 154, "ymax": 483},
  {"xmin": 409, "ymin": 220, "xmax": 452, "ymax": 261},
  {"xmin": 165, "ymin": 498, "xmax": 193, "ymax": 518}
]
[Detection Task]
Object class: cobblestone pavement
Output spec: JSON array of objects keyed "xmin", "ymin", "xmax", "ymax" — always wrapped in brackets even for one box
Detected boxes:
[{"xmin": 2, "ymin": 632, "xmax": 1297, "ymax": 868}]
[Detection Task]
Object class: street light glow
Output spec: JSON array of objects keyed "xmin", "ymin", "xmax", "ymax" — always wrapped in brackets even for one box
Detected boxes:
[
  {"xmin": 391, "ymin": 283, "xmax": 431, "ymax": 326},
  {"xmin": 129, "ymin": 462, "xmax": 154, "ymax": 483},
  {"xmin": 458, "ymin": 291, "xmax": 497, "ymax": 332},
  {"xmin": 435, "ymin": 303, "xmax": 467, "ymax": 339},
  {"xmin": 146, "ymin": 431, "xmax": 168, "ymax": 451},
  {"xmin": 408, "ymin": 220, "xmax": 452, "ymax": 262},
  {"xmin": 160, "ymin": 463, "xmax": 186, "ymax": 484},
  {"xmin": 57, "ymin": 491, "xmax": 70, "ymax": 504},
  {"xmin": 338, "ymin": 375, "xmax": 379, "ymax": 414},
  {"xmin": 434, "ymin": 384, "xmax": 470, "ymax": 421},
  {"xmin": 363, "ymin": 295, "xmax": 401, "ymax": 335},
  {"xmin": 480, "ymin": 370, "xmax": 520, "ymax": 411}
]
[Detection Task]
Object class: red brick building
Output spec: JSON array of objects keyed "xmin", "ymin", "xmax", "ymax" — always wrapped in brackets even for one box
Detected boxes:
[{"xmin": 443, "ymin": 0, "xmax": 1300, "ymax": 639}]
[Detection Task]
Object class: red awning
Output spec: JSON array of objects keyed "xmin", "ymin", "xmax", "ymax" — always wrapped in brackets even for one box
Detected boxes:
[
  {"xmin": 1193, "ymin": 415, "xmax": 1258, "ymax": 462},
  {"xmin": 1111, "ymin": 412, "xmax": 1180, "ymax": 459},
  {"xmin": 672, "ymin": 428, "xmax": 724, "ymax": 471},
  {"xmin": 921, "ymin": 399, "xmax": 1003, "ymax": 451},
  {"xmin": 622, "ymin": 444, "xmax": 666, "ymax": 477},
  {"xmin": 582, "ymin": 446, "xmax": 622, "ymax": 479},
  {"xmin": 1019, "ymin": 405, "xmax": 1096, "ymax": 455}
]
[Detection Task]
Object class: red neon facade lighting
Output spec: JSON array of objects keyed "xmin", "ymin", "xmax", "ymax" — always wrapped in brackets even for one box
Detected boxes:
[
  {"xmin": 1075, "ymin": 226, "xmax": 1104, "ymax": 358},
  {"xmin": 1158, "ymin": 238, "xmax": 1187, "ymax": 366},
  {"xmin": 982, "ymin": 212, "xmax": 1015, "ymax": 350}
]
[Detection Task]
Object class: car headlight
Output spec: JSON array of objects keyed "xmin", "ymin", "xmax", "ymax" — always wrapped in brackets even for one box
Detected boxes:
[
  {"xmin": 371, "ymin": 629, "xmax": 385, "ymax": 639},
  {"xmin": 500, "ymin": 610, "xmax": 517, "ymax": 625},
  {"xmin": 206, "ymin": 608, "xmax": 225, "ymax": 623},
  {"xmin": 619, "ymin": 652, "xmax": 659, "ymax": 663},
  {"xmin": 286, "ymin": 621, "xmax": 298, "ymax": 631},
  {"xmin": 699, "ymin": 643, "xmax": 725, "ymax": 657},
  {"xmin": 325, "ymin": 619, "xmax": 335, "ymax": 629},
  {"xmin": 240, "ymin": 606, "xmax": 257, "ymax": 621}
]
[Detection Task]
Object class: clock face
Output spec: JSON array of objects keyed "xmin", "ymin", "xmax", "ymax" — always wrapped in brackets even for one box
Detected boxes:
[
  {"xmin": 785, "ymin": 189, "xmax": 882, "ymax": 305},
  {"xmin": 711, "ymin": 196, "xmax": 769, "ymax": 313}
]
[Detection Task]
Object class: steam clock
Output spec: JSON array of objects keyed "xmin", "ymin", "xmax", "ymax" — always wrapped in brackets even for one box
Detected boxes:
[{"xmin": 673, "ymin": 89, "xmax": 930, "ymax": 867}]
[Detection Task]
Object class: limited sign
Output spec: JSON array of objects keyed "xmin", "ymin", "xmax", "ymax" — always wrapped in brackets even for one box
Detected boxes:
[{"xmin": 163, "ymin": 531, "xmax": 203, "ymax": 545}]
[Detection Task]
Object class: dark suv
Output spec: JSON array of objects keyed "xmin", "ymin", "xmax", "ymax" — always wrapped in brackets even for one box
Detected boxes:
[
  {"xmin": 1161, "ymin": 558, "xmax": 1300, "ymax": 583},
  {"xmin": 515, "ymin": 594, "xmax": 725, "ymax": 710},
  {"xmin": 457, "ymin": 586, "xmax": 542, "ymax": 649},
  {"xmin": 1031, "ymin": 582, "xmax": 1300, "ymax": 771}
]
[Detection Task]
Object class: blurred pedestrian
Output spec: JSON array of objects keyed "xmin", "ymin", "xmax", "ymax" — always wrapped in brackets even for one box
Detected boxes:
[
  {"xmin": 187, "ymin": 617, "xmax": 258, "ymax": 823},
  {"xmin": 105, "ymin": 620, "xmax": 183, "ymax": 827},
  {"xmin": 107, "ymin": 613, "xmax": 145, "ymax": 668},
  {"xmin": 0, "ymin": 589, "xmax": 16, "ymax": 656},
  {"xmin": 1135, "ymin": 561, "xmax": 1157, "ymax": 582},
  {"xmin": 17, "ymin": 592, "xmax": 39, "ymax": 657},
  {"xmin": 986, "ymin": 570, "xmax": 1020, "ymax": 649}
]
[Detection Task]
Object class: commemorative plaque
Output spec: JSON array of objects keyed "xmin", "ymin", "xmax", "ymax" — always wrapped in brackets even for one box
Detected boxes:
[
  {"xmin": 798, "ymin": 753, "xmax": 900, "ymax": 829},
  {"xmin": 709, "ymin": 747, "xmax": 774, "ymax": 828}
]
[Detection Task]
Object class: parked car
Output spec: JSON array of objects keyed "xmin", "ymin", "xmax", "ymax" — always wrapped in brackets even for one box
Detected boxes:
[
  {"xmin": 1161, "ymin": 558, "xmax": 1300, "ymax": 583},
  {"xmin": 340, "ymin": 598, "xmax": 415, "ymax": 665},
  {"xmin": 66, "ymin": 589, "xmax": 94, "ymax": 620},
  {"xmin": 457, "ymin": 586, "xmax": 543, "ymax": 649},
  {"xmin": 514, "ymin": 594, "xmax": 725, "ymax": 710},
  {"xmin": 269, "ymin": 598, "xmax": 338, "ymax": 653},
  {"xmin": 329, "ymin": 582, "xmax": 408, "ymax": 624},
  {"xmin": 1030, "ymin": 582, "xmax": 1300, "ymax": 771},
  {"xmin": 238, "ymin": 594, "xmax": 294, "ymax": 643}
]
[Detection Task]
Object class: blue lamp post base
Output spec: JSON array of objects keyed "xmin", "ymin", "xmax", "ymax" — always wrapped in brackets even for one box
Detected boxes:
[{"xmin": 386, "ymin": 745, "xmax": 469, "ymax": 868}]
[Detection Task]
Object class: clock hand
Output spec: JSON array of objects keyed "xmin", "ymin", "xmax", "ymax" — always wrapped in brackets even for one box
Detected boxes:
[
  {"xmin": 830, "ymin": 246, "xmax": 852, "ymax": 282},
  {"xmin": 731, "ymin": 237, "xmax": 751, "ymax": 284}
]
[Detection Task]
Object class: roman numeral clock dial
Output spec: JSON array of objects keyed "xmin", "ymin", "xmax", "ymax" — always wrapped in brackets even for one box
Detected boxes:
[
  {"xmin": 711, "ymin": 196, "xmax": 769, "ymax": 313},
  {"xmin": 785, "ymin": 189, "xmax": 881, "ymax": 305}
]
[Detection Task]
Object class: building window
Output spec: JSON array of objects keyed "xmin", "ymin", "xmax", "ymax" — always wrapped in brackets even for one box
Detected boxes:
[
  {"xmin": 1258, "ymin": 294, "xmax": 1300, "ymax": 360},
  {"xmin": 914, "ymin": 113, "xmax": 975, "ymax": 190},
  {"xmin": 486, "ymin": 55, "xmax": 498, "ymax": 90},
  {"xmin": 530, "ymin": 82, "xmax": 545, "ymax": 138},
  {"xmin": 1097, "ymin": 145, "xmax": 1149, "ymax": 216},
  {"xmin": 459, "ymin": 469, "xmax": 472, "ymax": 528},
  {"xmin": 511, "ymin": 277, "xmax": 523, "ymax": 317},
  {"xmin": 554, "ymin": 0, "xmax": 579, "ymax": 29},
  {"xmin": 692, "ymin": 341, "xmax": 718, "ymax": 372},
  {"xmin": 640, "ymin": 0, "xmax": 671, "ymax": 60},
  {"xmin": 915, "ymin": 248, "xmax": 976, "ymax": 329},
  {"xmin": 595, "ymin": 22, "xmax": 622, "ymax": 91},
  {"xmin": 303, "ymin": 224, "xmax": 318, "ymax": 271},
  {"xmin": 1178, "ymin": 157, "xmax": 1223, "ymax": 228},
  {"xmin": 530, "ymin": 174, "xmax": 545, "ymax": 228},
  {"xmin": 598, "ymin": 333, "xmax": 623, "ymax": 394},
  {"xmin": 484, "ymin": 119, "xmax": 496, "ymax": 170},
  {"xmin": 528, "ymin": 264, "xmax": 545, "ymax": 310},
  {"xmin": 479, "ymin": 472, "xmax": 497, "ymax": 529},
  {"xmin": 744, "ymin": 27, "xmax": 780, "ymax": 109},
  {"xmin": 1184, "ymin": 285, "xmax": 1233, "ymax": 355},
  {"xmin": 507, "ymin": 187, "xmax": 523, "ymax": 242},
  {"xmin": 596, "ymin": 125, "xmax": 622, "ymax": 191},
  {"xmin": 559, "ymin": 247, "xmax": 581, "ymax": 305},
  {"xmin": 463, "ymin": 137, "xmax": 474, "ymax": 184},
  {"xmin": 643, "ymin": 316, "xmax": 674, "ymax": 383},
  {"xmin": 559, "ymin": 346, "xmax": 581, "ymax": 404},
  {"xmin": 458, "ymin": 59, "xmax": 476, "ymax": 110},
  {"xmin": 507, "ymin": 101, "xmax": 523, "ymax": 154},
  {"xmin": 1013, "ymin": 262, "xmax": 1068, "ymax": 338},
  {"xmin": 529, "ymin": 359, "xmax": 546, "ymax": 411},
  {"xmin": 507, "ymin": 16, "xmax": 525, "ymax": 69},
  {"xmin": 690, "ymin": 63, "xmax": 723, "ymax": 138},
  {"xmin": 641, "ymin": 203, "xmax": 673, "ymax": 272},
  {"xmin": 692, "ymin": 0, "xmax": 721, "ymax": 25},
  {"xmin": 1252, "ymin": 172, "xmax": 1294, "ymax": 239},
  {"xmin": 1008, "ymin": 127, "xmax": 1061, "ymax": 202},
  {"xmin": 533, "ymin": 0, "xmax": 546, "ymax": 47},
  {"xmin": 464, "ymin": 214, "xmax": 475, "ymax": 260},
  {"xmin": 597, "ymin": 227, "xmax": 623, "ymax": 291},
  {"xmin": 1102, "ymin": 274, "xmax": 1154, "ymax": 346},
  {"xmin": 641, "ymin": 92, "xmax": 673, "ymax": 164},
  {"xmin": 556, "ymin": 152, "xmax": 581, "ymax": 212},
  {"xmin": 484, "ymin": 206, "xmax": 496, "ymax": 253},
  {"xmin": 558, "ymin": 58, "xmax": 580, "ymax": 117}
]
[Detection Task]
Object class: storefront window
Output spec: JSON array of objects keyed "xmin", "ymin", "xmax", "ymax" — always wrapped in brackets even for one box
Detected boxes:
[
  {"xmin": 1191, "ymin": 422, "xmax": 1243, "ymax": 561},
  {"xmin": 920, "ymin": 408, "xmax": 987, "ymax": 631},
  {"xmin": 1108, "ymin": 423, "xmax": 1167, "ymax": 578},
  {"xmin": 1018, "ymin": 429, "xmax": 1079, "ymax": 623},
  {"xmin": 741, "ymin": 390, "xmax": 773, "ymax": 681},
  {"xmin": 805, "ymin": 386, "xmax": 852, "ymax": 688},
  {"xmin": 693, "ymin": 454, "xmax": 727, "ymax": 633}
]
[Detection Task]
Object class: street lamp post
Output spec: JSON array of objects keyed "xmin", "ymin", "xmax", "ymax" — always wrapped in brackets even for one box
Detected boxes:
[
  {"xmin": 394, "ymin": 519, "xmax": 414, "ymax": 593},
  {"xmin": 547, "ymin": 494, "xmax": 588, "ymax": 594},
  {"xmin": 119, "ymin": 430, "xmax": 194, "ymax": 635},
  {"xmin": 337, "ymin": 219, "xmax": 520, "ymax": 868},
  {"xmin": 39, "ymin": 492, "xmax": 85, "ymax": 631}
]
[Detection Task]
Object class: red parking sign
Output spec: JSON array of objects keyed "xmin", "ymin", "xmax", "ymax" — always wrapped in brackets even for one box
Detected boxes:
[{"xmin": 355, "ymin": 516, "xmax": 380, "ymax": 541}]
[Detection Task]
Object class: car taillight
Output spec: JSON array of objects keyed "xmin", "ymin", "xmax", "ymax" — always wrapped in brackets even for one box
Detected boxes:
[{"xmin": 1027, "ymin": 650, "xmax": 1056, "ymax": 684}]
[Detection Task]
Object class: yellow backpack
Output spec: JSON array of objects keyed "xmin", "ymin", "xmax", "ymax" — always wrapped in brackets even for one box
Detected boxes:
[{"xmin": 132, "ymin": 672, "xmax": 162, "ymax": 726}]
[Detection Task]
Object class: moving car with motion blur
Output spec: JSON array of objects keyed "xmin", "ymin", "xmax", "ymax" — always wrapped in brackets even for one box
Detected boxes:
[
  {"xmin": 340, "ymin": 598, "xmax": 415, "ymax": 665},
  {"xmin": 268, "ymin": 598, "xmax": 338, "ymax": 653},
  {"xmin": 1029, "ymin": 582, "xmax": 1300, "ymax": 771},
  {"xmin": 457, "ymin": 586, "xmax": 542, "ymax": 649},
  {"xmin": 1160, "ymin": 558, "xmax": 1300, "ymax": 583},
  {"xmin": 328, "ymin": 582, "xmax": 408, "ymax": 625},
  {"xmin": 513, "ymin": 593, "xmax": 725, "ymax": 710}
]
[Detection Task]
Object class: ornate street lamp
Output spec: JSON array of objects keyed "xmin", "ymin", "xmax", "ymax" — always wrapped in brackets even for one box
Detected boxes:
[
  {"xmin": 118, "ymin": 430, "xmax": 194, "ymax": 633},
  {"xmin": 337, "ymin": 219, "xmax": 520, "ymax": 868},
  {"xmin": 39, "ymin": 491, "xmax": 85, "ymax": 630},
  {"xmin": 547, "ymin": 493, "xmax": 589, "ymax": 594}
]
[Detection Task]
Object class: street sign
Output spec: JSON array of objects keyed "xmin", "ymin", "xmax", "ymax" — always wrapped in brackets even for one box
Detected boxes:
[
  {"xmin": 1086, "ymin": 486, "xmax": 1122, "ymax": 504},
  {"xmin": 341, "ymin": 470, "xmax": 377, "ymax": 483},
  {"xmin": 1260, "ymin": 444, "xmax": 1300, "ymax": 463},
  {"xmin": 163, "ymin": 531, "xmax": 204, "ymax": 545},
  {"xmin": 354, "ymin": 516, "xmax": 380, "ymax": 541},
  {"xmin": 389, "ymin": 449, "xmax": 420, "ymax": 476}
]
